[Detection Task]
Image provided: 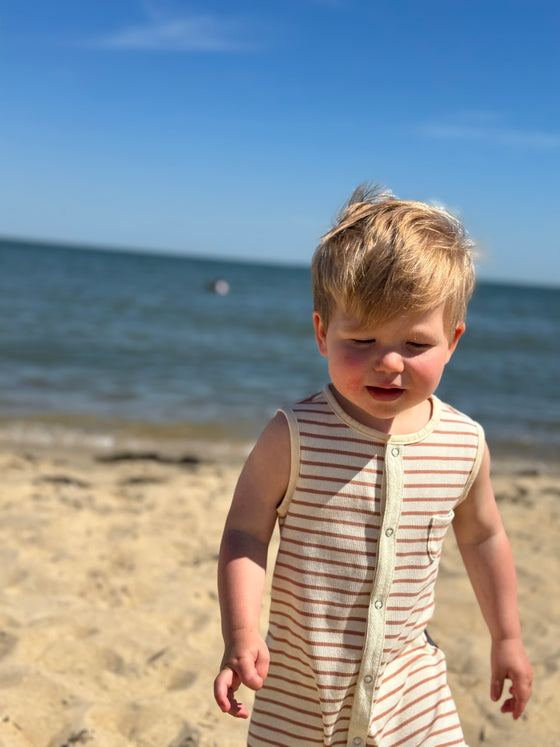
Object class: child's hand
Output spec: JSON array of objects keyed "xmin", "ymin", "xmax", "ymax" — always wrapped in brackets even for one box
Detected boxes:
[
  {"xmin": 490, "ymin": 637, "xmax": 533, "ymax": 719},
  {"xmin": 213, "ymin": 632, "xmax": 270, "ymax": 719}
]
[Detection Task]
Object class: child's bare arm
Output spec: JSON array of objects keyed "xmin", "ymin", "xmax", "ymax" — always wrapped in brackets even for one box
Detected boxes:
[
  {"xmin": 214, "ymin": 412, "xmax": 290, "ymax": 718},
  {"xmin": 453, "ymin": 444, "xmax": 533, "ymax": 720}
]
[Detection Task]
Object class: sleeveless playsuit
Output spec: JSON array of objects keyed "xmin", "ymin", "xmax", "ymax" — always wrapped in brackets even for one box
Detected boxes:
[{"xmin": 247, "ymin": 386, "xmax": 484, "ymax": 747}]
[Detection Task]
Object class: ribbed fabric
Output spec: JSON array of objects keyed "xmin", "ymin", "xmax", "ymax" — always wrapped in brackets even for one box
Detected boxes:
[{"xmin": 248, "ymin": 386, "xmax": 483, "ymax": 747}]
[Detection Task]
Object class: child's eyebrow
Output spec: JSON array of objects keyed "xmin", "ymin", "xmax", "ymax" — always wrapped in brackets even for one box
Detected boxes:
[
  {"xmin": 342, "ymin": 323, "xmax": 375, "ymax": 336},
  {"xmin": 407, "ymin": 323, "xmax": 438, "ymax": 338}
]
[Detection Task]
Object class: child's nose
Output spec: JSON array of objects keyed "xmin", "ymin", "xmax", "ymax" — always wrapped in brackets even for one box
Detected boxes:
[{"xmin": 373, "ymin": 349, "xmax": 404, "ymax": 373}]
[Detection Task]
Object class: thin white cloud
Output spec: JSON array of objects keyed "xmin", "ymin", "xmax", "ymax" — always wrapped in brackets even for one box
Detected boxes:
[
  {"xmin": 89, "ymin": 12, "xmax": 255, "ymax": 52},
  {"xmin": 419, "ymin": 118, "xmax": 560, "ymax": 151}
]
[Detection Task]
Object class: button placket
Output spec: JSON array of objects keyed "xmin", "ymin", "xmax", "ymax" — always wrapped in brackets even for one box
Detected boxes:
[{"xmin": 346, "ymin": 441, "xmax": 405, "ymax": 747}]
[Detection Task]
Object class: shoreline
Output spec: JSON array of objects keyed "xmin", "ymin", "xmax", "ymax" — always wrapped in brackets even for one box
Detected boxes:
[
  {"xmin": 0, "ymin": 440, "xmax": 558, "ymax": 745},
  {"xmin": 1, "ymin": 412, "xmax": 558, "ymax": 475}
]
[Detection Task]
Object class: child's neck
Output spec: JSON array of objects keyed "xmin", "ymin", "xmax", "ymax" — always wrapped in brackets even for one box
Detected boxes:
[{"xmin": 387, "ymin": 399, "xmax": 433, "ymax": 435}]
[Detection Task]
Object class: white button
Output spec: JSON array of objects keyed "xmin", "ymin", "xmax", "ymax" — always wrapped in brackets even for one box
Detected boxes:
[
  {"xmin": 352, "ymin": 738, "xmax": 363, "ymax": 746},
  {"xmin": 385, "ymin": 527, "xmax": 394, "ymax": 537},
  {"xmin": 364, "ymin": 674, "xmax": 373, "ymax": 684},
  {"xmin": 391, "ymin": 447, "xmax": 400, "ymax": 457},
  {"xmin": 374, "ymin": 599, "xmax": 383, "ymax": 610}
]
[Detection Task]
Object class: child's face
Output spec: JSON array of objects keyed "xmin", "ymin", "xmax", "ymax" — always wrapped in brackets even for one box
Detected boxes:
[{"xmin": 313, "ymin": 304, "xmax": 464, "ymax": 434}]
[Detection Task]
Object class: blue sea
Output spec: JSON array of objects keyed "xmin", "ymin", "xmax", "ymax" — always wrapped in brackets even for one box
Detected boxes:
[{"xmin": 1, "ymin": 239, "xmax": 559, "ymax": 464}]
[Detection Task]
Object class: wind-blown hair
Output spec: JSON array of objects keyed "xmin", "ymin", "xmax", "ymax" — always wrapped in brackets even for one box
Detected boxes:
[{"xmin": 312, "ymin": 184, "xmax": 476, "ymax": 338}]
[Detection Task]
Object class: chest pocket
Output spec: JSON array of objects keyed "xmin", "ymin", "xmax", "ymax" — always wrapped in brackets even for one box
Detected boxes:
[{"xmin": 427, "ymin": 510, "xmax": 455, "ymax": 562}]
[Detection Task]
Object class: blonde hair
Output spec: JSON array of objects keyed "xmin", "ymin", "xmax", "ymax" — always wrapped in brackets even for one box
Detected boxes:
[{"xmin": 312, "ymin": 184, "xmax": 476, "ymax": 338}]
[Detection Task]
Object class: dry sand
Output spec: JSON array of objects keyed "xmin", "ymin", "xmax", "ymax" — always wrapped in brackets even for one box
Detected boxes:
[{"xmin": 0, "ymin": 445, "xmax": 557, "ymax": 747}]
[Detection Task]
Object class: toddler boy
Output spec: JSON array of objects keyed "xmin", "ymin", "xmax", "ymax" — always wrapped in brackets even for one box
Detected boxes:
[{"xmin": 214, "ymin": 185, "xmax": 532, "ymax": 746}]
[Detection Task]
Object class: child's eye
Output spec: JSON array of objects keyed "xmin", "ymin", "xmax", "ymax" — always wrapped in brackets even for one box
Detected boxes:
[
  {"xmin": 351, "ymin": 338, "xmax": 375, "ymax": 345},
  {"xmin": 407, "ymin": 341, "xmax": 431, "ymax": 350}
]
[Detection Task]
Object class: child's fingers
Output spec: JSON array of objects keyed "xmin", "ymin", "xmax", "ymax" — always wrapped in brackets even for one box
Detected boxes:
[
  {"xmin": 229, "ymin": 650, "xmax": 268, "ymax": 691},
  {"xmin": 214, "ymin": 666, "xmax": 251, "ymax": 719},
  {"xmin": 224, "ymin": 686, "xmax": 250, "ymax": 719},
  {"xmin": 497, "ymin": 680, "xmax": 532, "ymax": 720},
  {"xmin": 215, "ymin": 643, "xmax": 269, "ymax": 719},
  {"xmin": 490, "ymin": 675, "xmax": 504, "ymax": 702},
  {"xmin": 490, "ymin": 640, "xmax": 533, "ymax": 719},
  {"xmin": 214, "ymin": 666, "xmax": 236, "ymax": 712},
  {"xmin": 238, "ymin": 659, "xmax": 265, "ymax": 691},
  {"xmin": 254, "ymin": 647, "xmax": 270, "ymax": 684},
  {"xmin": 511, "ymin": 677, "xmax": 532, "ymax": 719},
  {"xmin": 500, "ymin": 697, "xmax": 514, "ymax": 714}
]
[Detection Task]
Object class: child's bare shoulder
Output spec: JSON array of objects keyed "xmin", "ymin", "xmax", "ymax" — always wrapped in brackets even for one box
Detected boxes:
[{"xmin": 224, "ymin": 412, "xmax": 291, "ymax": 539}]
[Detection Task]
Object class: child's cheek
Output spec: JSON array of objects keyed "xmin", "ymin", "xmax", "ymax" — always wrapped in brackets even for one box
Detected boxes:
[{"xmin": 340, "ymin": 345, "xmax": 368, "ymax": 367}]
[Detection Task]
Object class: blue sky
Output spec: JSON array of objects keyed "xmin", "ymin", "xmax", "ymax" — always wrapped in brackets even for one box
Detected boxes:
[{"xmin": 1, "ymin": 0, "xmax": 559, "ymax": 285}]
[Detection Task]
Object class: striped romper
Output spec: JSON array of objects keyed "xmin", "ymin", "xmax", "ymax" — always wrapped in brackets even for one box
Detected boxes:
[{"xmin": 248, "ymin": 385, "xmax": 484, "ymax": 747}]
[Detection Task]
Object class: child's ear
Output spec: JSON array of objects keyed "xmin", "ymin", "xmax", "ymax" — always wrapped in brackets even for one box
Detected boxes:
[
  {"xmin": 313, "ymin": 312, "xmax": 329, "ymax": 357},
  {"xmin": 446, "ymin": 322, "xmax": 466, "ymax": 362}
]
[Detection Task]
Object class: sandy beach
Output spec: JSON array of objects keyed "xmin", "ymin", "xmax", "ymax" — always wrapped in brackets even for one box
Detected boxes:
[{"xmin": 0, "ymin": 443, "xmax": 557, "ymax": 747}]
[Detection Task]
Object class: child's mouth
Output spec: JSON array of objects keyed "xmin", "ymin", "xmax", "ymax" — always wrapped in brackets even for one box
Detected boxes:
[{"xmin": 366, "ymin": 386, "xmax": 404, "ymax": 402}]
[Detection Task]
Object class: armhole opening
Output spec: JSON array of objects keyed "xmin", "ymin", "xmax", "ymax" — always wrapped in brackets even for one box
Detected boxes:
[
  {"xmin": 275, "ymin": 408, "xmax": 300, "ymax": 518},
  {"xmin": 457, "ymin": 422, "xmax": 485, "ymax": 506}
]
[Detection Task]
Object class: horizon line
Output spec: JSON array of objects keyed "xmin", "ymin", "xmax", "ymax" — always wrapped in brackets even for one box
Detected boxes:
[{"xmin": 2, "ymin": 233, "xmax": 558, "ymax": 291}]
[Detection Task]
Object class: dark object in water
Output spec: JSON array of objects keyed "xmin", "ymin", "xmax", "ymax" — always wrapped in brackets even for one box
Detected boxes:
[{"xmin": 207, "ymin": 278, "xmax": 230, "ymax": 295}]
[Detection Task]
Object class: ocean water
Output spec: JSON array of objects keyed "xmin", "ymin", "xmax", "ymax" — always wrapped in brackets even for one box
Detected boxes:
[{"xmin": 1, "ymin": 239, "xmax": 559, "ymax": 463}]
